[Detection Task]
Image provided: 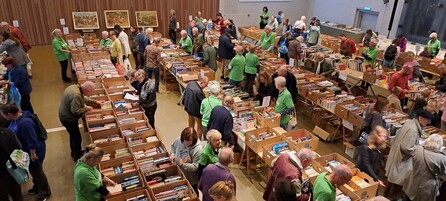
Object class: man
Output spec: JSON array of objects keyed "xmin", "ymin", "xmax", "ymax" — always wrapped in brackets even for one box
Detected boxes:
[
  {"xmin": 0, "ymin": 128, "xmax": 23, "ymax": 201},
  {"xmin": 99, "ymin": 31, "xmax": 112, "ymax": 48},
  {"xmin": 314, "ymin": 52, "xmax": 334, "ymax": 76},
  {"xmin": 178, "ymin": 30, "xmax": 193, "ymax": 55},
  {"xmin": 207, "ymin": 95, "xmax": 235, "ymax": 148},
  {"xmin": 263, "ymin": 148, "xmax": 314, "ymax": 201},
  {"xmin": 144, "ymin": 37, "xmax": 161, "ymax": 93},
  {"xmin": 427, "ymin": 32, "xmax": 441, "ymax": 57},
  {"xmin": 196, "ymin": 11, "xmax": 204, "ymax": 24},
  {"xmin": 272, "ymin": 76, "xmax": 295, "ymax": 130},
  {"xmin": 138, "ymin": 28, "xmax": 151, "ymax": 69},
  {"xmin": 384, "ymin": 110, "xmax": 432, "ymax": 200},
  {"xmin": 387, "ymin": 86, "xmax": 403, "ymax": 111},
  {"xmin": 362, "ymin": 29, "xmax": 378, "ymax": 47},
  {"xmin": 272, "ymin": 66, "xmax": 297, "ymax": 101},
  {"xmin": 183, "ymin": 76, "xmax": 209, "ymax": 139},
  {"xmin": 293, "ymin": 16, "xmax": 306, "ymax": 36},
  {"xmin": 275, "ymin": 11, "xmax": 284, "ymax": 25},
  {"xmin": 435, "ymin": 64, "xmax": 446, "ymax": 92},
  {"xmin": 1, "ymin": 21, "xmax": 32, "ymax": 77},
  {"xmin": 388, "ymin": 66, "xmax": 411, "ymax": 108},
  {"xmin": 362, "ymin": 38, "xmax": 379, "ymax": 64},
  {"xmin": 218, "ymin": 29, "xmax": 235, "ymax": 80},
  {"xmin": 314, "ymin": 164, "xmax": 353, "ymax": 201},
  {"xmin": 113, "ymin": 25, "xmax": 132, "ymax": 66},
  {"xmin": 199, "ymin": 147, "xmax": 236, "ymax": 201},
  {"xmin": 200, "ymin": 85, "xmax": 222, "ymax": 138},
  {"xmin": 258, "ymin": 25, "xmax": 275, "ymax": 53},
  {"xmin": 58, "ymin": 81, "xmax": 99, "ymax": 160},
  {"xmin": 268, "ymin": 16, "xmax": 279, "ymax": 32},
  {"xmin": 201, "ymin": 43, "xmax": 217, "ymax": 71},
  {"xmin": 339, "ymin": 34, "xmax": 356, "ymax": 57},
  {"xmin": 192, "ymin": 27, "xmax": 204, "ymax": 56},
  {"xmin": 287, "ymin": 36, "xmax": 303, "ymax": 67}
]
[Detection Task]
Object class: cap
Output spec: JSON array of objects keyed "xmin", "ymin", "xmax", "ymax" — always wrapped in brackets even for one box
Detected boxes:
[
  {"xmin": 417, "ymin": 110, "xmax": 434, "ymax": 121},
  {"xmin": 113, "ymin": 24, "xmax": 121, "ymax": 30}
]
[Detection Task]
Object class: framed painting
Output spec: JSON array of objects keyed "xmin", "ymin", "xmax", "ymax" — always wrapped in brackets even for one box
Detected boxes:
[
  {"xmin": 72, "ymin": 12, "xmax": 100, "ymax": 30},
  {"xmin": 135, "ymin": 11, "xmax": 159, "ymax": 27},
  {"xmin": 104, "ymin": 10, "xmax": 130, "ymax": 28}
]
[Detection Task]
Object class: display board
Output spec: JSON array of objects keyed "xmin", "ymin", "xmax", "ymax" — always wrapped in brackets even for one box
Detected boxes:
[
  {"xmin": 72, "ymin": 12, "xmax": 100, "ymax": 30},
  {"xmin": 104, "ymin": 10, "xmax": 130, "ymax": 28}
]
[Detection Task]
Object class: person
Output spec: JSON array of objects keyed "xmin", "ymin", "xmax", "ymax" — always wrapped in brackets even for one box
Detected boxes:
[
  {"xmin": 0, "ymin": 31, "xmax": 29, "ymax": 69},
  {"xmin": 169, "ymin": 9, "xmax": 177, "ymax": 44},
  {"xmin": 427, "ymin": 32, "xmax": 441, "ymax": 57},
  {"xmin": 244, "ymin": 45, "xmax": 260, "ymax": 96},
  {"xmin": 254, "ymin": 71, "xmax": 275, "ymax": 101},
  {"xmin": 58, "ymin": 81, "xmax": 99, "ymax": 160},
  {"xmin": 288, "ymin": 36, "xmax": 303, "ymax": 67},
  {"xmin": 339, "ymin": 34, "xmax": 356, "ymax": 57},
  {"xmin": 196, "ymin": 11, "xmax": 204, "ymax": 24},
  {"xmin": 355, "ymin": 126, "xmax": 388, "ymax": 187},
  {"xmin": 126, "ymin": 69, "xmax": 141, "ymax": 92},
  {"xmin": 314, "ymin": 52, "xmax": 334, "ymax": 76},
  {"xmin": 114, "ymin": 25, "xmax": 131, "ymax": 65},
  {"xmin": 257, "ymin": 25, "xmax": 275, "ymax": 53},
  {"xmin": 263, "ymin": 148, "xmax": 314, "ymax": 201},
  {"xmin": 207, "ymin": 95, "xmax": 235, "ymax": 148},
  {"xmin": 426, "ymin": 99, "xmax": 441, "ymax": 128},
  {"xmin": 275, "ymin": 11, "xmax": 284, "ymax": 25},
  {"xmin": 98, "ymin": 31, "xmax": 112, "ymax": 48},
  {"xmin": 272, "ymin": 66, "xmax": 298, "ymax": 102},
  {"xmin": 51, "ymin": 29, "xmax": 71, "ymax": 83},
  {"xmin": 259, "ymin": 6, "xmax": 269, "ymax": 29},
  {"xmin": 0, "ymin": 127, "xmax": 23, "ymax": 201},
  {"xmin": 387, "ymin": 86, "xmax": 403, "ymax": 111},
  {"xmin": 272, "ymin": 179, "xmax": 299, "ymax": 201},
  {"xmin": 1, "ymin": 104, "xmax": 51, "ymax": 200},
  {"xmin": 268, "ymin": 16, "xmax": 279, "ymax": 32},
  {"xmin": 129, "ymin": 26, "xmax": 140, "ymax": 68},
  {"xmin": 202, "ymin": 43, "xmax": 218, "ymax": 71},
  {"xmin": 192, "ymin": 27, "xmax": 204, "ymax": 56},
  {"xmin": 278, "ymin": 32, "xmax": 291, "ymax": 63},
  {"xmin": 362, "ymin": 38, "xmax": 379, "ymax": 65},
  {"xmin": 419, "ymin": 46, "xmax": 433, "ymax": 58},
  {"xmin": 403, "ymin": 134, "xmax": 446, "ymax": 201},
  {"xmin": 200, "ymin": 85, "xmax": 222, "ymax": 138},
  {"xmin": 307, "ymin": 20, "xmax": 320, "ymax": 46},
  {"xmin": 218, "ymin": 29, "xmax": 235, "ymax": 80},
  {"xmin": 0, "ymin": 22, "xmax": 32, "ymax": 77},
  {"xmin": 144, "ymin": 37, "xmax": 162, "ymax": 93},
  {"xmin": 178, "ymin": 30, "xmax": 193, "ymax": 55},
  {"xmin": 405, "ymin": 51, "xmax": 424, "ymax": 82},
  {"xmin": 170, "ymin": 127, "xmax": 203, "ymax": 195},
  {"xmin": 384, "ymin": 110, "xmax": 433, "ymax": 200},
  {"xmin": 132, "ymin": 70, "xmax": 157, "ymax": 129},
  {"xmin": 270, "ymin": 76, "xmax": 295, "ymax": 130},
  {"xmin": 382, "ymin": 39, "xmax": 400, "ymax": 70},
  {"xmin": 388, "ymin": 65, "xmax": 411, "ymax": 108},
  {"xmin": 435, "ymin": 64, "xmax": 446, "ymax": 92},
  {"xmin": 293, "ymin": 16, "xmax": 306, "ymax": 36},
  {"xmin": 196, "ymin": 19, "xmax": 207, "ymax": 38},
  {"xmin": 280, "ymin": 19, "xmax": 292, "ymax": 36},
  {"xmin": 441, "ymin": 97, "xmax": 446, "ymax": 130},
  {"xmin": 409, "ymin": 89, "xmax": 430, "ymax": 119},
  {"xmin": 199, "ymin": 147, "xmax": 236, "ymax": 201},
  {"xmin": 197, "ymin": 129, "xmax": 222, "ymax": 178},
  {"xmin": 109, "ymin": 30, "xmax": 123, "ymax": 66},
  {"xmin": 313, "ymin": 164, "xmax": 353, "ymax": 201},
  {"xmin": 396, "ymin": 34, "xmax": 407, "ymax": 52},
  {"xmin": 137, "ymin": 28, "xmax": 151, "ymax": 69},
  {"xmin": 226, "ymin": 19, "xmax": 237, "ymax": 39},
  {"xmin": 74, "ymin": 144, "xmax": 117, "ymax": 201},
  {"xmin": 183, "ymin": 76, "xmax": 209, "ymax": 139},
  {"xmin": 208, "ymin": 181, "xmax": 235, "ymax": 201},
  {"xmin": 362, "ymin": 29, "xmax": 378, "ymax": 47},
  {"xmin": 359, "ymin": 96, "xmax": 389, "ymax": 144},
  {"xmin": 228, "ymin": 46, "xmax": 245, "ymax": 88},
  {"xmin": 214, "ymin": 12, "xmax": 227, "ymax": 35}
]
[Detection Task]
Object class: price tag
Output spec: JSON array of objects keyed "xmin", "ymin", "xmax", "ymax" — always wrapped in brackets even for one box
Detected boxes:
[
  {"xmin": 200, "ymin": 69, "xmax": 204, "ymax": 77},
  {"xmin": 339, "ymin": 71, "xmax": 347, "ymax": 81},
  {"xmin": 12, "ymin": 20, "xmax": 19, "ymax": 27},
  {"xmin": 63, "ymin": 27, "xmax": 69, "ymax": 34}
]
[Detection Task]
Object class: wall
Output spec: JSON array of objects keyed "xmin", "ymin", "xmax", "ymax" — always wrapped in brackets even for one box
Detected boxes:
[
  {"xmin": 0, "ymin": 0, "xmax": 219, "ymax": 45},
  {"xmin": 219, "ymin": 0, "xmax": 310, "ymax": 29}
]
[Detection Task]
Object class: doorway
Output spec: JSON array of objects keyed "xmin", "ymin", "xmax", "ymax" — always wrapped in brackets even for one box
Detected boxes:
[{"xmin": 354, "ymin": 9, "xmax": 379, "ymax": 31}]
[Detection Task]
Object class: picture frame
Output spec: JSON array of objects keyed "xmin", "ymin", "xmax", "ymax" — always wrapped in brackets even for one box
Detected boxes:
[
  {"xmin": 135, "ymin": 11, "xmax": 159, "ymax": 27},
  {"xmin": 104, "ymin": 10, "xmax": 130, "ymax": 29},
  {"xmin": 72, "ymin": 12, "xmax": 100, "ymax": 30}
]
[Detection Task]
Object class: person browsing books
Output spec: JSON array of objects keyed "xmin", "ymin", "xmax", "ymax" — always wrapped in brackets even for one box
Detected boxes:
[
  {"xmin": 131, "ymin": 69, "xmax": 157, "ymax": 129},
  {"xmin": 197, "ymin": 129, "xmax": 222, "ymax": 179}
]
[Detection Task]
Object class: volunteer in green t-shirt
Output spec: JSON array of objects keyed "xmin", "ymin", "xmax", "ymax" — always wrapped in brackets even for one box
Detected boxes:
[
  {"xmin": 179, "ymin": 30, "xmax": 193, "ymax": 54},
  {"xmin": 428, "ymin": 32, "xmax": 441, "ymax": 57},
  {"xmin": 268, "ymin": 76, "xmax": 295, "ymax": 130},
  {"xmin": 258, "ymin": 25, "xmax": 275, "ymax": 53},
  {"xmin": 99, "ymin": 31, "xmax": 112, "ymax": 48},
  {"xmin": 260, "ymin": 6, "xmax": 269, "ymax": 29},
  {"xmin": 200, "ymin": 85, "xmax": 222, "ymax": 137},
  {"xmin": 244, "ymin": 45, "xmax": 260, "ymax": 96},
  {"xmin": 313, "ymin": 164, "xmax": 353, "ymax": 201},
  {"xmin": 51, "ymin": 28, "xmax": 72, "ymax": 83},
  {"xmin": 228, "ymin": 46, "xmax": 246, "ymax": 88},
  {"xmin": 74, "ymin": 145, "xmax": 117, "ymax": 201},
  {"xmin": 362, "ymin": 38, "xmax": 379, "ymax": 65},
  {"xmin": 197, "ymin": 130, "xmax": 222, "ymax": 179}
]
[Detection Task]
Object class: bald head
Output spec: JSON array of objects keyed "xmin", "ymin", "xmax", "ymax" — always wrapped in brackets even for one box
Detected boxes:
[
  {"xmin": 278, "ymin": 66, "xmax": 287, "ymax": 77},
  {"xmin": 296, "ymin": 148, "xmax": 315, "ymax": 168},
  {"xmin": 198, "ymin": 75, "xmax": 209, "ymax": 89},
  {"xmin": 332, "ymin": 164, "xmax": 353, "ymax": 186},
  {"xmin": 192, "ymin": 27, "xmax": 199, "ymax": 35},
  {"xmin": 315, "ymin": 52, "xmax": 325, "ymax": 62},
  {"xmin": 180, "ymin": 30, "xmax": 187, "ymax": 37},
  {"xmin": 81, "ymin": 81, "xmax": 96, "ymax": 95},
  {"xmin": 218, "ymin": 147, "xmax": 234, "ymax": 166}
]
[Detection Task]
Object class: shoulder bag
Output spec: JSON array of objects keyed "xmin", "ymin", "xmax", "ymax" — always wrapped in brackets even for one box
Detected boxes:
[{"xmin": 356, "ymin": 113, "xmax": 374, "ymax": 145}]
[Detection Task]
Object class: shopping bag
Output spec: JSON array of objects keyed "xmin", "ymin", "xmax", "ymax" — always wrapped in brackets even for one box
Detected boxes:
[
  {"xmin": 123, "ymin": 58, "xmax": 132, "ymax": 72},
  {"xmin": 6, "ymin": 149, "xmax": 30, "ymax": 184},
  {"xmin": 115, "ymin": 62, "xmax": 125, "ymax": 76},
  {"xmin": 7, "ymin": 82, "xmax": 22, "ymax": 105}
]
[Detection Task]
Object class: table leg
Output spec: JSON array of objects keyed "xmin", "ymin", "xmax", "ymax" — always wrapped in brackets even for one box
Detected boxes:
[{"xmin": 246, "ymin": 147, "xmax": 251, "ymax": 174}]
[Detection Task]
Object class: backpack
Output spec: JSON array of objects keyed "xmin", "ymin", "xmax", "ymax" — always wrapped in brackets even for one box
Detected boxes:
[
  {"xmin": 30, "ymin": 114, "xmax": 47, "ymax": 141},
  {"xmin": 384, "ymin": 45, "xmax": 397, "ymax": 60},
  {"xmin": 278, "ymin": 38, "xmax": 288, "ymax": 55},
  {"xmin": 349, "ymin": 39, "xmax": 357, "ymax": 54}
]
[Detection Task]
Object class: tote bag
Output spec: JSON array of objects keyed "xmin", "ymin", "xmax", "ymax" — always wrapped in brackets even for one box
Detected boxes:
[
  {"xmin": 7, "ymin": 82, "xmax": 21, "ymax": 105},
  {"xmin": 6, "ymin": 149, "xmax": 30, "ymax": 184}
]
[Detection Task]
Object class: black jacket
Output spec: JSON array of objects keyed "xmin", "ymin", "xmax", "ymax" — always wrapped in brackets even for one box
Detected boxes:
[
  {"xmin": 355, "ymin": 145, "xmax": 383, "ymax": 181},
  {"xmin": 182, "ymin": 81, "xmax": 205, "ymax": 117},
  {"xmin": 0, "ymin": 128, "xmax": 21, "ymax": 174},
  {"xmin": 436, "ymin": 75, "xmax": 446, "ymax": 92},
  {"xmin": 207, "ymin": 106, "xmax": 234, "ymax": 145},
  {"xmin": 272, "ymin": 71, "xmax": 297, "ymax": 101},
  {"xmin": 218, "ymin": 34, "xmax": 235, "ymax": 59},
  {"xmin": 255, "ymin": 83, "xmax": 275, "ymax": 101}
]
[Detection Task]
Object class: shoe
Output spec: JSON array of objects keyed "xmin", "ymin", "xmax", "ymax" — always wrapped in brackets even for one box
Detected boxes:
[
  {"xmin": 27, "ymin": 188, "xmax": 37, "ymax": 194},
  {"xmin": 220, "ymin": 75, "xmax": 224, "ymax": 80}
]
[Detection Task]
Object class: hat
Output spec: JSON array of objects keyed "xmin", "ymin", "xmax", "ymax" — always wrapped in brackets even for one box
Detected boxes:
[
  {"xmin": 429, "ymin": 32, "xmax": 437, "ymax": 38},
  {"xmin": 113, "ymin": 24, "xmax": 122, "ymax": 30},
  {"xmin": 417, "ymin": 110, "xmax": 434, "ymax": 121}
]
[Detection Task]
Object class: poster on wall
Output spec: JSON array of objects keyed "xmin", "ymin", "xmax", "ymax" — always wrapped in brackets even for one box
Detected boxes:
[
  {"xmin": 72, "ymin": 12, "xmax": 100, "ymax": 30},
  {"xmin": 104, "ymin": 10, "xmax": 130, "ymax": 28},
  {"xmin": 135, "ymin": 11, "xmax": 159, "ymax": 27}
]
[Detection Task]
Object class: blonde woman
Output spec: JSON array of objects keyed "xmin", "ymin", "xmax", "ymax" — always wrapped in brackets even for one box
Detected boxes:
[
  {"xmin": 209, "ymin": 181, "xmax": 235, "ymax": 201},
  {"xmin": 109, "ymin": 30, "xmax": 123, "ymax": 66}
]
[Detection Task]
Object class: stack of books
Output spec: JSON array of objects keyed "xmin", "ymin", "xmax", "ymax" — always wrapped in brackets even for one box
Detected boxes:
[
  {"xmin": 135, "ymin": 125, "xmax": 150, "ymax": 133},
  {"xmin": 101, "ymin": 161, "xmax": 137, "ymax": 177},
  {"xmin": 107, "ymin": 175, "xmax": 142, "ymax": 196},
  {"xmin": 269, "ymin": 142, "xmax": 290, "ymax": 156},
  {"xmin": 133, "ymin": 146, "xmax": 166, "ymax": 159},
  {"xmin": 118, "ymin": 117, "xmax": 138, "ymax": 125},
  {"xmin": 122, "ymin": 129, "xmax": 136, "ymax": 136},
  {"xmin": 93, "ymin": 134, "xmax": 122, "ymax": 145},
  {"xmin": 335, "ymin": 188, "xmax": 353, "ymax": 201},
  {"xmin": 89, "ymin": 122, "xmax": 117, "ymax": 132},
  {"xmin": 153, "ymin": 185, "xmax": 191, "ymax": 201},
  {"xmin": 251, "ymin": 132, "xmax": 274, "ymax": 141},
  {"xmin": 115, "ymin": 148, "xmax": 131, "ymax": 159}
]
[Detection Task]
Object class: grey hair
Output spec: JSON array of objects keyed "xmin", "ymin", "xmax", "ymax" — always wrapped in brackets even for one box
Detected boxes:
[
  {"xmin": 297, "ymin": 148, "xmax": 315, "ymax": 161},
  {"xmin": 153, "ymin": 37, "xmax": 161, "ymax": 43},
  {"xmin": 265, "ymin": 25, "xmax": 272, "ymax": 30},
  {"xmin": 296, "ymin": 36, "xmax": 304, "ymax": 43},
  {"xmin": 145, "ymin": 28, "xmax": 154, "ymax": 33},
  {"xmin": 209, "ymin": 84, "xmax": 221, "ymax": 95},
  {"xmin": 424, "ymin": 134, "xmax": 443, "ymax": 151},
  {"xmin": 101, "ymin": 31, "xmax": 109, "ymax": 36},
  {"xmin": 81, "ymin": 81, "xmax": 95, "ymax": 91},
  {"xmin": 218, "ymin": 147, "xmax": 234, "ymax": 166},
  {"xmin": 274, "ymin": 76, "xmax": 286, "ymax": 87},
  {"xmin": 192, "ymin": 27, "xmax": 198, "ymax": 32},
  {"xmin": 52, "ymin": 29, "xmax": 62, "ymax": 37},
  {"xmin": 180, "ymin": 30, "xmax": 187, "ymax": 35},
  {"xmin": 206, "ymin": 129, "xmax": 222, "ymax": 142},
  {"xmin": 0, "ymin": 21, "xmax": 9, "ymax": 27}
]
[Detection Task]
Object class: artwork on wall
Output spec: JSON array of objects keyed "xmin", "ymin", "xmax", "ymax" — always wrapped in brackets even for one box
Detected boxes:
[
  {"xmin": 135, "ymin": 11, "xmax": 159, "ymax": 27},
  {"xmin": 104, "ymin": 10, "xmax": 130, "ymax": 28},
  {"xmin": 72, "ymin": 12, "xmax": 100, "ymax": 30}
]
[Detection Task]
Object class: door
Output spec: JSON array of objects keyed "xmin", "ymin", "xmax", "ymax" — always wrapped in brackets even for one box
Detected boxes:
[{"xmin": 359, "ymin": 11, "xmax": 379, "ymax": 31}]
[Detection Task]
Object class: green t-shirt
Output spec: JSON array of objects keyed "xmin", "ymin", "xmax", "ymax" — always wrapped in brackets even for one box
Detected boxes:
[
  {"xmin": 200, "ymin": 95, "xmax": 222, "ymax": 127},
  {"xmin": 313, "ymin": 172, "xmax": 336, "ymax": 201},
  {"xmin": 198, "ymin": 143, "xmax": 221, "ymax": 166},
  {"xmin": 52, "ymin": 37, "xmax": 70, "ymax": 61},
  {"xmin": 74, "ymin": 160, "xmax": 103, "ymax": 201},
  {"xmin": 99, "ymin": 38, "xmax": 112, "ymax": 47},
  {"xmin": 428, "ymin": 39, "xmax": 441, "ymax": 56},
  {"xmin": 196, "ymin": 17, "xmax": 204, "ymax": 24},
  {"xmin": 179, "ymin": 36, "xmax": 193, "ymax": 54},
  {"xmin": 229, "ymin": 54, "xmax": 246, "ymax": 81},
  {"xmin": 274, "ymin": 88, "xmax": 294, "ymax": 125},
  {"xmin": 364, "ymin": 47, "xmax": 378, "ymax": 63},
  {"xmin": 245, "ymin": 52, "xmax": 260, "ymax": 74},
  {"xmin": 260, "ymin": 11, "xmax": 269, "ymax": 24},
  {"xmin": 259, "ymin": 31, "xmax": 275, "ymax": 53}
]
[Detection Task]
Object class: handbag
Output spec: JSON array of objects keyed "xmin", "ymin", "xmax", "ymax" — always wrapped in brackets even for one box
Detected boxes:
[
  {"xmin": 6, "ymin": 149, "xmax": 30, "ymax": 184},
  {"xmin": 356, "ymin": 113, "xmax": 374, "ymax": 145},
  {"xmin": 287, "ymin": 108, "xmax": 298, "ymax": 130},
  {"xmin": 7, "ymin": 82, "xmax": 22, "ymax": 105},
  {"xmin": 422, "ymin": 149, "xmax": 441, "ymax": 197}
]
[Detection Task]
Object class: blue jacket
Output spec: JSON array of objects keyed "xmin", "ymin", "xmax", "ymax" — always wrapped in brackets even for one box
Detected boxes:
[
  {"xmin": 218, "ymin": 34, "xmax": 235, "ymax": 59},
  {"xmin": 138, "ymin": 33, "xmax": 150, "ymax": 54},
  {"xmin": 3, "ymin": 65, "xmax": 32, "ymax": 95},
  {"xmin": 207, "ymin": 106, "xmax": 234, "ymax": 145}
]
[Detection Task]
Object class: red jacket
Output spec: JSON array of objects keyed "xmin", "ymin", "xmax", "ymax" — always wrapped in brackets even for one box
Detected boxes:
[
  {"xmin": 8, "ymin": 26, "xmax": 31, "ymax": 53},
  {"xmin": 388, "ymin": 72, "xmax": 410, "ymax": 99}
]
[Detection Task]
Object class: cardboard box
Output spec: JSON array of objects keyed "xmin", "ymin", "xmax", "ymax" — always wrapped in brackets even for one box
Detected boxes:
[
  {"xmin": 347, "ymin": 110, "xmax": 364, "ymax": 127},
  {"xmin": 334, "ymin": 101, "xmax": 353, "ymax": 120},
  {"xmin": 302, "ymin": 160, "xmax": 325, "ymax": 183},
  {"xmin": 262, "ymin": 141, "xmax": 298, "ymax": 167},
  {"xmin": 100, "ymin": 142, "xmax": 129, "ymax": 162},
  {"xmin": 343, "ymin": 168, "xmax": 379, "ymax": 200},
  {"xmin": 307, "ymin": 90, "xmax": 334, "ymax": 103},
  {"xmin": 252, "ymin": 107, "xmax": 280, "ymax": 128},
  {"xmin": 245, "ymin": 127, "xmax": 282, "ymax": 154},
  {"xmin": 314, "ymin": 153, "xmax": 356, "ymax": 172},
  {"xmin": 338, "ymin": 185, "xmax": 361, "ymax": 201},
  {"xmin": 344, "ymin": 142, "xmax": 356, "ymax": 159},
  {"xmin": 312, "ymin": 126, "xmax": 332, "ymax": 141},
  {"xmin": 281, "ymin": 129, "xmax": 319, "ymax": 151},
  {"xmin": 129, "ymin": 141, "xmax": 168, "ymax": 161},
  {"xmin": 90, "ymin": 128, "xmax": 125, "ymax": 148},
  {"xmin": 106, "ymin": 189, "xmax": 150, "ymax": 201},
  {"xmin": 149, "ymin": 179, "xmax": 198, "ymax": 201}
]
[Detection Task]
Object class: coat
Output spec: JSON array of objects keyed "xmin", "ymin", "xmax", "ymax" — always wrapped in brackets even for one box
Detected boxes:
[
  {"xmin": 58, "ymin": 85, "xmax": 96, "ymax": 122},
  {"xmin": 385, "ymin": 119, "xmax": 421, "ymax": 185},
  {"xmin": 207, "ymin": 106, "xmax": 234, "ymax": 145},
  {"xmin": 182, "ymin": 81, "xmax": 205, "ymax": 118},
  {"xmin": 170, "ymin": 137, "xmax": 202, "ymax": 185},
  {"xmin": 355, "ymin": 145, "xmax": 383, "ymax": 181},
  {"xmin": 202, "ymin": 46, "xmax": 217, "ymax": 71},
  {"xmin": 218, "ymin": 34, "xmax": 235, "ymax": 59},
  {"xmin": 403, "ymin": 146, "xmax": 446, "ymax": 201}
]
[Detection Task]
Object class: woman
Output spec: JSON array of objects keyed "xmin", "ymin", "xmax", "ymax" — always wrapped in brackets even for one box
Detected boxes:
[
  {"xmin": 209, "ymin": 181, "xmax": 235, "ymax": 201},
  {"xmin": 169, "ymin": 10, "xmax": 177, "ymax": 44},
  {"xmin": 358, "ymin": 96, "xmax": 388, "ymax": 144},
  {"xmin": 198, "ymin": 129, "xmax": 222, "ymax": 179},
  {"xmin": 129, "ymin": 26, "xmax": 140, "ymax": 68},
  {"xmin": 170, "ymin": 127, "xmax": 203, "ymax": 195},
  {"xmin": 0, "ymin": 31, "xmax": 29, "ymax": 69},
  {"xmin": 51, "ymin": 29, "xmax": 71, "ymax": 83},
  {"xmin": 405, "ymin": 51, "xmax": 423, "ymax": 82},
  {"xmin": 0, "ymin": 56, "xmax": 33, "ymax": 113},
  {"xmin": 307, "ymin": 21, "xmax": 320, "ymax": 47},
  {"xmin": 1, "ymin": 104, "xmax": 51, "ymax": 200},
  {"xmin": 270, "ymin": 76, "xmax": 294, "ymax": 130},
  {"xmin": 260, "ymin": 7, "xmax": 269, "ymax": 29},
  {"xmin": 74, "ymin": 144, "xmax": 116, "ymax": 201},
  {"xmin": 254, "ymin": 71, "xmax": 275, "ymax": 102},
  {"xmin": 133, "ymin": 69, "xmax": 157, "ymax": 129},
  {"xmin": 355, "ymin": 126, "xmax": 388, "ymax": 187},
  {"xmin": 228, "ymin": 46, "xmax": 245, "ymax": 88},
  {"xmin": 109, "ymin": 30, "xmax": 123, "ymax": 66},
  {"xmin": 382, "ymin": 39, "xmax": 400, "ymax": 70},
  {"xmin": 200, "ymin": 85, "xmax": 222, "ymax": 138},
  {"xmin": 396, "ymin": 34, "xmax": 407, "ymax": 52},
  {"xmin": 273, "ymin": 179, "xmax": 299, "ymax": 201},
  {"xmin": 244, "ymin": 45, "xmax": 260, "ymax": 96},
  {"xmin": 277, "ymin": 32, "xmax": 291, "ymax": 63}
]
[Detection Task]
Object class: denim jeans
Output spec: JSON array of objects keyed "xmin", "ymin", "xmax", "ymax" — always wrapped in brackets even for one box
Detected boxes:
[{"xmin": 228, "ymin": 79, "xmax": 242, "ymax": 88}]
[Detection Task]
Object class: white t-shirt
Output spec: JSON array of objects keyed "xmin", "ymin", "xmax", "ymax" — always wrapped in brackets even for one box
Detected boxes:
[
  {"xmin": 118, "ymin": 31, "xmax": 131, "ymax": 56},
  {"xmin": 293, "ymin": 20, "xmax": 306, "ymax": 29}
]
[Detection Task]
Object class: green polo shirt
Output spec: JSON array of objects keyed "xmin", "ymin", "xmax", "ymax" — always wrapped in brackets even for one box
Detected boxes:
[
  {"xmin": 313, "ymin": 172, "xmax": 336, "ymax": 201},
  {"xmin": 179, "ymin": 36, "xmax": 193, "ymax": 54},
  {"xmin": 428, "ymin": 39, "xmax": 441, "ymax": 56},
  {"xmin": 229, "ymin": 54, "xmax": 246, "ymax": 81},
  {"xmin": 52, "ymin": 37, "xmax": 70, "ymax": 61},
  {"xmin": 260, "ymin": 11, "xmax": 269, "ymax": 24},
  {"xmin": 74, "ymin": 160, "xmax": 103, "ymax": 201},
  {"xmin": 364, "ymin": 47, "xmax": 378, "ymax": 63},
  {"xmin": 99, "ymin": 38, "xmax": 112, "ymax": 47},
  {"xmin": 196, "ymin": 17, "xmax": 204, "ymax": 24},
  {"xmin": 259, "ymin": 31, "xmax": 275, "ymax": 53},
  {"xmin": 274, "ymin": 88, "xmax": 294, "ymax": 125},
  {"xmin": 200, "ymin": 95, "xmax": 222, "ymax": 127},
  {"xmin": 198, "ymin": 143, "xmax": 222, "ymax": 166},
  {"xmin": 245, "ymin": 52, "xmax": 260, "ymax": 74}
]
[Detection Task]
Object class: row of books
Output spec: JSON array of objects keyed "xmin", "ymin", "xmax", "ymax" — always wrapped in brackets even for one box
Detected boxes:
[
  {"xmin": 86, "ymin": 113, "xmax": 115, "ymax": 121},
  {"xmin": 154, "ymin": 185, "xmax": 191, "ymax": 201},
  {"xmin": 102, "ymin": 161, "xmax": 137, "ymax": 177},
  {"xmin": 137, "ymin": 157, "xmax": 172, "ymax": 172},
  {"xmin": 251, "ymin": 132, "xmax": 274, "ymax": 141},
  {"xmin": 107, "ymin": 175, "xmax": 142, "ymax": 196},
  {"xmin": 89, "ymin": 122, "xmax": 118, "ymax": 133},
  {"xmin": 127, "ymin": 136, "xmax": 159, "ymax": 147},
  {"xmin": 93, "ymin": 134, "xmax": 122, "ymax": 145},
  {"xmin": 133, "ymin": 146, "xmax": 166, "ymax": 159}
]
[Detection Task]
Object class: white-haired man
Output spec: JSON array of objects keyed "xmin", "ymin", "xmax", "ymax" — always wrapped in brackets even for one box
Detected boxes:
[
  {"xmin": 270, "ymin": 76, "xmax": 295, "ymax": 130},
  {"xmin": 258, "ymin": 25, "xmax": 275, "ymax": 53},
  {"xmin": 362, "ymin": 38, "xmax": 379, "ymax": 64},
  {"xmin": 179, "ymin": 30, "xmax": 193, "ymax": 54},
  {"xmin": 428, "ymin": 32, "xmax": 441, "ymax": 57},
  {"xmin": 293, "ymin": 16, "xmax": 307, "ymax": 36},
  {"xmin": 200, "ymin": 84, "xmax": 222, "ymax": 137},
  {"xmin": 314, "ymin": 164, "xmax": 353, "ymax": 201},
  {"xmin": 192, "ymin": 27, "xmax": 204, "ymax": 55},
  {"xmin": 99, "ymin": 31, "xmax": 112, "ymax": 48}
]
